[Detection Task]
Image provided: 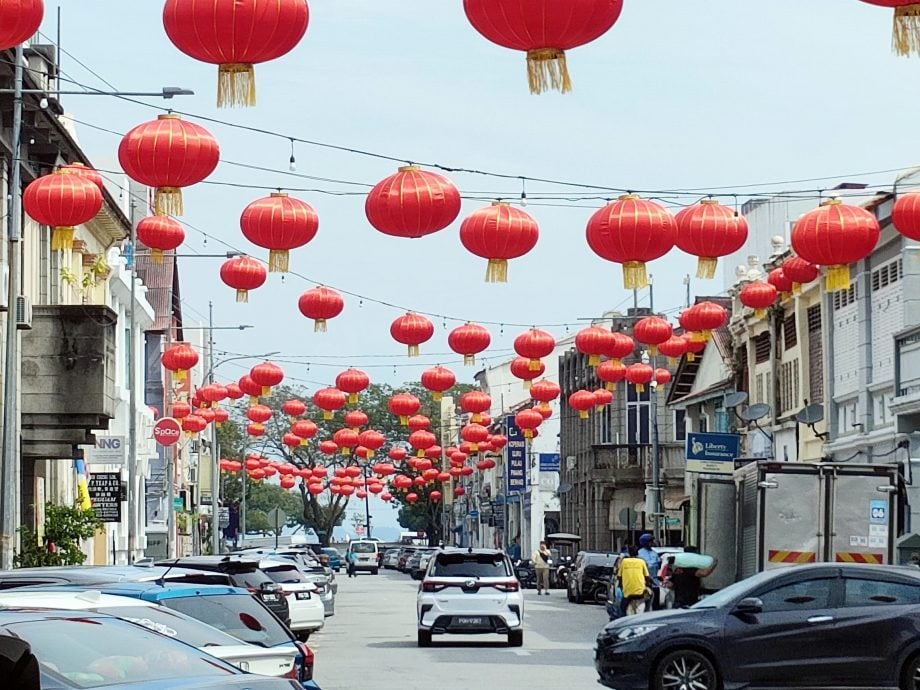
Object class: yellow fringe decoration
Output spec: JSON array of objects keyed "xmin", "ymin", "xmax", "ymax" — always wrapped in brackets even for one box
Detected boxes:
[
  {"xmin": 217, "ymin": 63, "xmax": 257, "ymax": 108},
  {"xmin": 464, "ymin": 354, "xmax": 475, "ymax": 366},
  {"xmin": 262, "ymin": 386, "xmax": 271, "ymax": 396},
  {"xmin": 649, "ymin": 345, "xmax": 659, "ymax": 357},
  {"xmin": 605, "ymin": 382, "xmax": 614, "ymax": 392},
  {"xmin": 249, "ymin": 395, "xmax": 259, "ymax": 405},
  {"xmin": 348, "ymin": 393, "xmax": 359, "ymax": 404},
  {"xmin": 269, "ymin": 249, "xmax": 290, "ymax": 273},
  {"xmin": 175, "ymin": 369, "xmax": 187, "ymax": 381},
  {"xmin": 622, "ymin": 261, "xmax": 649, "ymax": 290},
  {"xmin": 528, "ymin": 358, "xmax": 542, "ymax": 372},
  {"xmin": 595, "ymin": 404, "xmax": 605, "ymax": 413},
  {"xmin": 323, "ymin": 411, "xmax": 333, "ymax": 421},
  {"xmin": 151, "ymin": 248, "xmax": 164, "ymax": 264},
  {"xmin": 342, "ymin": 448, "xmax": 351, "ymax": 457},
  {"xmin": 755, "ymin": 308, "xmax": 766, "ymax": 319},
  {"xmin": 400, "ymin": 416, "xmax": 409, "ymax": 426},
  {"xmin": 825, "ymin": 265, "xmax": 852, "ymax": 293},
  {"xmin": 527, "ymin": 48, "xmax": 572, "ymax": 94},
  {"xmin": 687, "ymin": 353, "xmax": 696, "ymax": 363},
  {"xmin": 636, "ymin": 384, "xmax": 646, "ymax": 393},
  {"xmin": 588, "ymin": 355, "xmax": 600, "ymax": 367},
  {"xmin": 696, "ymin": 257, "xmax": 718, "ymax": 280},
  {"xmin": 433, "ymin": 391, "xmax": 443, "ymax": 402},
  {"xmin": 893, "ymin": 6, "xmax": 920, "ymax": 56},
  {"xmin": 408, "ymin": 345, "xmax": 420, "ymax": 357},
  {"xmin": 578, "ymin": 410, "xmax": 589, "ymax": 420},
  {"xmin": 314, "ymin": 318, "xmax": 327, "ymax": 333},
  {"xmin": 52, "ymin": 226, "xmax": 74, "ymax": 251},
  {"xmin": 300, "ymin": 438, "xmax": 308, "ymax": 446},
  {"xmin": 667, "ymin": 357, "xmax": 677, "ymax": 366},
  {"xmin": 236, "ymin": 289, "xmax": 249, "ymax": 303},
  {"xmin": 155, "ymin": 187, "xmax": 183, "ymax": 217},
  {"xmin": 485, "ymin": 258, "xmax": 508, "ymax": 283},
  {"xmin": 470, "ymin": 443, "xmax": 479, "ymax": 452}
]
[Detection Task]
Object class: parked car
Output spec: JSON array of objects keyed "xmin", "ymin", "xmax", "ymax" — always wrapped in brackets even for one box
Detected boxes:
[
  {"xmin": 382, "ymin": 549, "xmax": 401, "ymax": 569},
  {"xmin": 0, "ymin": 608, "xmax": 302, "ymax": 690},
  {"xmin": 416, "ymin": 550, "xmax": 437, "ymax": 579},
  {"xmin": 397, "ymin": 548, "xmax": 418, "ymax": 572},
  {"xmin": 568, "ymin": 551, "xmax": 618, "ymax": 604},
  {"xmin": 321, "ymin": 548, "xmax": 341, "ymax": 572},
  {"xmin": 406, "ymin": 551, "xmax": 427, "ymax": 580},
  {"xmin": 346, "ymin": 540, "xmax": 379, "ymax": 575},
  {"xmin": 0, "ymin": 565, "xmax": 232, "ymax": 589},
  {"xmin": 257, "ymin": 559, "xmax": 325, "ymax": 641},
  {"xmin": 155, "ymin": 556, "xmax": 290, "ymax": 625},
  {"xmin": 243, "ymin": 549, "xmax": 336, "ymax": 616},
  {"xmin": 0, "ymin": 590, "xmax": 300, "ymax": 678},
  {"xmin": 417, "ymin": 548, "xmax": 523, "ymax": 648},
  {"xmin": 595, "ymin": 563, "xmax": 920, "ymax": 690}
]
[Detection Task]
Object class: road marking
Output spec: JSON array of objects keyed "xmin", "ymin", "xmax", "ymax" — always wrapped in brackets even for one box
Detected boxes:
[{"xmin": 512, "ymin": 649, "xmax": 531, "ymax": 656}]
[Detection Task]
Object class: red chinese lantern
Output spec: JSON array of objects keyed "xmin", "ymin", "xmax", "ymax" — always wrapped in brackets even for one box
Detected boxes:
[
  {"xmin": 220, "ymin": 256, "xmax": 267, "ymax": 303},
  {"xmin": 333, "ymin": 429, "xmax": 359, "ymax": 456},
  {"xmin": 118, "ymin": 114, "xmax": 220, "ymax": 216},
  {"xmin": 388, "ymin": 447, "xmax": 408, "ymax": 462},
  {"xmin": 246, "ymin": 404, "xmax": 272, "ymax": 425},
  {"xmin": 453, "ymin": 486, "xmax": 466, "ymax": 497},
  {"xmin": 490, "ymin": 435, "xmax": 508, "ymax": 451},
  {"xmin": 163, "ymin": 0, "xmax": 309, "ymax": 107},
  {"xmin": 61, "ymin": 163, "xmax": 103, "ymax": 191},
  {"xmin": 195, "ymin": 407, "xmax": 215, "ymax": 426},
  {"xmin": 244, "ymin": 456, "xmax": 262, "ymax": 471},
  {"xmin": 654, "ymin": 368, "xmax": 672, "ymax": 389},
  {"xmin": 405, "ymin": 492, "xmax": 419, "ymax": 505},
  {"xmin": 515, "ymin": 408, "xmax": 543, "ymax": 439},
  {"xmin": 389, "ymin": 393, "xmax": 421, "ymax": 425},
  {"xmin": 568, "ymin": 390, "xmax": 595, "ymax": 420},
  {"xmin": 171, "ymin": 401, "xmax": 191, "ymax": 419},
  {"xmin": 344, "ymin": 410, "xmax": 368, "ymax": 432},
  {"xmin": 685, "ymin": 301, "xmax": 728, "ymax": 341},
  {"xmin": 461, "ymin": 424, "xmax": 489, "ymax": 452},
  {"xmin": 460, "ymin": 201, "xmax": 539, "ymax": 282},
  {"xmin": 0, "ymin": 0, "xmax": 43, "ymax": 51},
  {"xmin": 283, "ymin": 433, "xmax": 302, "ymax": 450},
  {"xmin": 319, "ymin": 440, "xmax": 338, "ymax": 456},
  {"xmin": 575, "ymin": 326, "xmax": 615, "ymax": 367},
  {"xmin": 358, "ymin": 430, "xmax": 386, "ymax": 458},
  {"xmin": 593, "ymin": 388, "xmax": 613, "ymax": 412},
  {"xmin": 586, "ymin": 194, "xmax": 677, "ymax": 290},
  {"xmin": 860, "ymin": 0, "xmax": 920, "ymax": 55},
  {"xmin": 739, "ymin": 281, "xmax": 777, "ymax": 318},
  {"xmin": 791, "ymin": 199, "xmax": 880, "ymax": 292},
  {"xmin": 781, "ymin": 256, "xmax": 820, "ymax": 290},
  {"xmin": 213, "ymin": 407, "xmax": 229, "ymax": 427},
  {"xmin": 448, "ymin": 323, "xmax": 491, "ymax": 365},
  {"xmin": 340, "ymin": 485, "xmax": 356, "ymax": 497},
  {"xmin": 626, "ymin": 363, "xmax": 654, "ymax": 393},
  {"xmin": 767, "ymin": 267, "xmax": 794, "ymax": 297},
  {"xmin": 633, "ymin": 317, "xmax": 673, "ymax": 357},
  {"xmin": 460, "ymin": 391, "xmax": 492, "ymax": 424},
  {"xmin": 199, "ymin": 384, "xmax": 228, "ymax": 407},
  {"xmin": 390, "ymin": 312, "xmax": 434, "ymax": 357},
  {"xmin": 281, "ymin": 476, "xmax": 297, "ymax": 490},
  {"xmin": 161, "ymin": 343, "xmax": 199, "ymax": 381},
  {"xmin": 282, "ymin": 399, "xmax": 306, "ymax": 419},
  {"xmin": 426, "ymin": 446, "xmax": 443, "ymax": 461},
  {"xmin": 409, "ymin": 430, "xmax": 437, "ymax": 457},
  {"xmin": 381, "ymin": 492, "xmax": 393, "ymax": 502},
  {"xmin": 311, "ymin": 466, "xmax": 328, "ymax": 478},
  {"xmin": 421, "ymin": 366, "xmax": 456, "ymax": 401},
  {"xmin": 308, "ymin": 483, "xmax": 325, "ymax": 496},
  {"xmin": 365, "ymin": 166, "xmax": 461, "ymax": 238},
  {"xmin": 675, "ymin": 199, "xmax": 749, "ymax": 279},
  {"xmin": 651, "ymin": 337, "xmax": 686, "ymax": 367},
  {"xmin": 893, "ymin": 191, "xmax": 920, "ymax": 240},
  {"xmin": 23, "ymin": 170, "xmax": 103, "ymax": 251},
  {"xmin": 238, "ymin": 375, "xmax": 263, "ymax": 404},
  {"xmin": 298, "ymin": 286, "xmax": 344, "ymax": 332},
  {"xmin": 313, "ymin": 388, "xmax": 347, "ymax": 421},
  {"xmin": 335, "ymin": 368, "xmax": 370, "ymax": 404},
  {"xmin": 136, "ymin": 216, "xmax": 185, "ymax": 264},
  {"xmin": 682, "ymin": 334, "xmax": 706, "ymax": 363},
  {"xmin": 530, "ymin": 379, "xmax": 561, "ymax": 413},
  {"xmin": 247, "ymin": 422, "xmax": 266, "ymax": 438},
  {"xmin": 240, "ymin": 192, "xmax": 319, "ymax": 273},
  {"xmin": 225, "ymin": 383, "xmax": 244, "ymax": 400},
  {"xmin": 463, "ymin": 0, "xmax": 623, "ymax": 93},
  {"xmin": 514, "ymin": 328, "xmax": 555, "ymax": 371},
  {"xmin": 250, "ymin": 362, "xmax": 284, "ymax": 395},
  {"xmin": 511, "ymin": 356, "xmax": 545, "ymax": 390},
  {"xmin": 292, "ymin": 419, "xmax": 318, "ymax": 445},
  {"xmin": 428, "ymin": 490, "xmax": 442, "ymax": 503},
  {"xmin": 249, "ymin": 468, "xmax": 266, "ymax": 481},
  {"xmin": 408, "ymin": 415, "xmax": 431, "ymax": 432}
]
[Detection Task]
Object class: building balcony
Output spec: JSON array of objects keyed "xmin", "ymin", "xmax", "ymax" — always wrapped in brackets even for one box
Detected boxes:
[{"xmin": 588, "ymin": 443, "xmax": 685, "ymax": 487}]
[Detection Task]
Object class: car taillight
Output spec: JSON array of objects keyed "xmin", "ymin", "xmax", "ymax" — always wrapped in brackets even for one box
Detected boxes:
[
  {"xmin": 493, "ymin": 580, "xmax": 519, "ymax": 592},
  {"xmin": 282, "ymin": 665, "xmax": 299, "ymax": 680},
  {"xmin": 421, "ymin": 581, "xmax": 447, "ymax": 593},
  {"xmin": 297, "ymin": 642, "xmax": 314, "ymax": 681}
]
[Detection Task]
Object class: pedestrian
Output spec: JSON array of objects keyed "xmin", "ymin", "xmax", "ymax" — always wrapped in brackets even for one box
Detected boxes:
[
  {"xmin": 507, "ymin": 537, "xmax": 521, "ymax": 563},
  {"xmin": 346, "ymin": 547, "xmax": 357, "ymax": 578},
  {"xmin": 665, "ymin": 546, "xmax": 718, "ymax": 608},
  {"xmin": 617, "ymin": 545, "xmax": 651, "ymax": 616},
  {"xmin": 637, "ymin": 533, "xmax": 662, "ymax": 611},
  {"xmin": 533, "ymin": 541, "xmax": 552, "ymax": 595}
]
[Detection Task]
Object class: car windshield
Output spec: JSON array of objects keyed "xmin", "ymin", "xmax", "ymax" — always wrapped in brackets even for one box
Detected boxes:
[
  {"xmin": 691, "ymin": 569, "xmax": 778, "ymax": 609},
  {"xmin": 5, "ymin": 615, "xmax": 233, "ymax": 688},
  {"xmin": 431, "ymin": 553, "xmax": 510, "ymax": 578},
  {"xmin": 102, "ymin": 606, "xmax": 242, "ymax": 649},
  {"xmin": 228, "ymin": 570, "xmax": 272, "ymax": 590},
  {"xmin": 351, "ymin": 543, "xmax": 376, "ymax": 554},
  {"xmin": 162, "ymin": 594, "xmax": 292, "ymax": 647},
  {"xmin": 263, "ymin": 565, "xmax": 308, "ymax": 584}
]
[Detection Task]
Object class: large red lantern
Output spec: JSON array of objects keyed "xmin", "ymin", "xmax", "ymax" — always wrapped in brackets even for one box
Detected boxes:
[
  {"xmin": 463, "ymin": 0, "xmax": 623, "ymax": 94},
  {"xmin": 250, "ymin": 362, "xmax": 284, "ymax": 395},
  {"xmin": 685, "ymin": 302, "xmax": 728, "ymax": 341},
  {"xmin": 389, "ymin": 393, "xmax": 421, "ymax": 425},
  {"xmin": 344, "ymin": 410, "xmax": 368, "ymax": 432},
  {"xmin": 358, "ymin": 430, "xmax": 386, "ymax": 458},
  {"xmin": 282, "ymin": 399, "xmax": 306, "ymax": 419},
  {"xmin": 333, "ymin": 428, "xmax": 359, "ymax": 456},
  {"xmin": 390, "ymin": 312, "xmax": 434, "ymax": 357},
  {"xmin": 657, "ymin": 336, "xmax": 689, "ymax": 366},
  {"xmin": 182, "ymin": 415, "xmax": 207, "ymax": 435},
  {"xmin": 161, "ymin": 343, "xmax": 199, "ymax": 381},
  {"xmin": 593, "ymin": 388, "xmax": 613, "ymax": 412},
  {"xmin": 298, "ymin": 286, "xmax": 344, "ymax": 332},
  {"xmin": 460, "ymin": 391, "xmax": 491, "ymax": 424},
  {"xmin": 238, "ymin": 375, "xmax": 263, "ymax": 403},
  {"xmin": 448, "ymin": 322, "xmax": 492, "ymax": 365},
  {"xmin": 225, "ymin": 383, "xmax": 244, "ymax": 400},
  {"xmin": 118, "ymin": 114, "xmax": 220, "ymax": 216},
  {"xmin": 511, "ymin": 356, "xmax": 545, "ymax": 389},
  {"xmin": 365, "ymin": 166, "xmax": 461, "ymax": 239},
  {"xmin": 597, "ymin": 360, "xmax": 627, "ymax": 392},
  {"xmin": 336, "ymin": 368, "xmax": 370, "ymax": 404},
  {"xmin": 633, "ymin": 317, "xmax": 673, "ymax": 357},
  {"xmin": 782, "ymin": 256, "xmax": 820, "ymax": 290},
  {"xmin": 409, "ymin": 430, "xmax": 437, "ymax": 457},
  {"xmin": 654, "ymin": 368, "xmax": 672, "ymax": 389},
  {"xmin": 314, "ymin": 388, "xmax": 346, "ymax": 421},
  {"xmin": 292, "ymin": 419, "xmax": 318, "ymax": 444},
  {"xmin": 739, "ymin": 281, "xmax": 777, "ymax": 318},
  {"xmin": 575, "ymin": 326, "xmax": 616, "ymax": 367},
  {"xmin": 60, "ymin": 163, "xmax": 103, "ymax": 191},
  {"xmin": 893, "ymin": 191, "xmax": 920, "ymax": 240},
  {"xmin": 675, "ymin": 199, "xmax": 749, "ymax": 279},
  {"xmin": 421, "ymin": 366, "xmax": 456, "ymax": 401},
  {"xmin": 625, "ymin": 363, "xmax": 654, "ymax": 393},
  {"xmin": 460, "ymin": 201, "xmax": 539, "ymax": 282},
  {"xmin": 514, "ymin": 328, "xmax": 555, "ymax": 371},
  {"xmin": 767, "ymin": 267, "xmax": 794, "ymax": 296},
  {"xmin": 860, "ymin": 0, "xmax": 920, "ymax": 56},
  {"xmin": 460, "ymin": 424, "xmax": 489, "ymax": 452},
  {"xmin": 515, "ymin": 408, "xmax": 543, "ymax": 439},
  {"xmin": 791, "ymin": 199, "xmax": 880, "ymax": 292},
  {"xmin": 246, "ymin": 404, "xmax": 272, "ymax": 424},
  {"xmin": 0, "ymin": 0, "xmax": 43, "ymax": 51},
  {"xmin": 23, "ymin": 170, "xmax": 103, "ymax": 251},
  {"xmin": 240, "ymin": 192, "xmax": 319, "ymax": 273},
  {"xmin": 586, "ymin": 194, "xmax": 677, "ymax": 290},
  {"xmin": 136, "ymin": 216, "xmax": 185, "ymax": 264},
  {"xmin": 408, "ymin": 415, "xmax": 431, "ymax": 433},
  {"xmin": 602, "ymin": 332, "xmax": 636, "ymax": 365},
  {"xmin": 530, "ymin": 379, "xmax": 561, "ymax": 413},
  {"xmin": 319, "ymin": 440, "xmax": 339, "ymax": 456},
  {"xmin": 283, "ymin": 433, "xmax": 302, "ymax": 450},
  {"xmin": 171, "ymin": 402, "xmax": 191, "ymax": 419},
  {"xmin": 163, "ymin": 0, "xmax": 309, "ymax": 107},
  {"xmin": 568, "ymin": 390, "xmax": 595, "ymax": 420},
  {"xmin": 682, "ymin": 334, "xmax": 706, "ymax": 363},
  {"xmin": 220, "ymin": 255, "xmax": 267, "ymax": 303}
]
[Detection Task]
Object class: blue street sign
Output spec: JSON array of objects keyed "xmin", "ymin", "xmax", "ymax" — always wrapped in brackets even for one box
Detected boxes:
[
  {"xmin": 505, "ymin": 415, "xmax": 527, "ymax": 493},
  {"xmin": 685, "ymin": 432, "xmax": 741, "ymax": 474},
  {"xmin": 539, "ymin": 453, "xmax": 561, "ymax": 472}
]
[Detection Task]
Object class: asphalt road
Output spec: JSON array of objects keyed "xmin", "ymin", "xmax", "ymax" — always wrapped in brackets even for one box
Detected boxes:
[{"xmin": 310, "ymin": 568, "xmax": 609, "ymax": 690}]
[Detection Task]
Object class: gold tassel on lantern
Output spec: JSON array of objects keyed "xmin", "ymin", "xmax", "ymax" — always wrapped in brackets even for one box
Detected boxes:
[
  {"xmin": 605, "ymin": 382, "xmax": 614, "ymax": 392},
  {"xmin": 262, "ymin": 386, "xmax": 271, "ymax": 396},
  {"xmin": 249, "ymin": 395, "xmax": 260, "ymax": 406},
  {"xmin": 588, "ymin": 355, "xmax": 600, "ymax": 367},
  {"xmin": 268, "ymin": 249, "xmax": 290, "ymax": 273},
  {"xmin": 825, "ymin": 265, "xmax": 852, "ymax": 293},
  {"xmin": 217, "ymin": 63, "xmax": 257, "ymax": 108},
  {"xmin": 754, "ymin": 308, "xmax": 766, "ymax": 319},
  {"xmin": 687, "ymin": 353, "xmax": 696, "ymax": 363},
  {"xmin": 636, "ymin": 384, "xmax": 646, "ymax": 393},
  {"xmin": 314, "ymin": 318, "xmax": 327, "ymax": 333},
  {"xmin": 485, "ymin": 258, "xmax": 509, "ymax": 283},
  {"xmin": 236, "ymin": 289, "xmax": 249, "ymax": 303},
  {"xmin": 464, "ymin": 354, "xmax": 475, "ymax": 366},
  {"xmin": 649, "ymin": 345, "xmax": 659, "ymax": 357},
  {"xmin": 408, "ymin": 345, "xmax": 420, "ymax": 357},
  {"xmin": 893, "ymin": 5, "xmax": 920, "ymax": 56},
  {"xmin": 691, "ymin": 331, "xmax": 706, "ymax": 343},
  {"xmin": 175, "ymin": 368, "xmax": 187, "ymax": 382},
  {"xmin": 526, "ymin": 49, "xmax": 572, "ymax": 94},
  {"xmin": 400, "ymin": 416, "xmax": 409, "ymax": 426},
  {"xmin": 52, "ymin": 226, "xmax": 75, "ymax": 251},
  {"xmin": 342, "ymin": 448, "xmax": 351, "ymax": 457},
  {"xmin": 528, "ymin": 358, "xmax": 541, "ymax": 372},
  {"xmin": 154, "ymin": 187, "xmax": 183, "ymax": 217},
  {"xmin": 348, "ymin": 393, "xmax": 359, "ymax": 404},
  {"xmin": 622, "ymin": 261, "xmax": 649, "ymax": 290},
  {"xmin": 151, "ymin": 248, "xmax": 164, "ymax": 265},
  {"xmin": 322, "ymin": 410, "xmax": 333, "ymax": 421},
  {"xmin": 696, "ymin": 256, "xmax": 718, "ymax": 280},
  {"xmin": 433, "ymin": 392, "xmax": 443, "ymax": 402},
  {"xmin": 578, "ymin": 410, "xmax": 589, "ymax": 420}
]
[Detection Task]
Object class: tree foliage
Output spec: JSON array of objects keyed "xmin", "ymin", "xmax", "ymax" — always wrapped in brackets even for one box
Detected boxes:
[{"xmin": 14, "ymin": 503, "xmax": 101, "ymax": 568}]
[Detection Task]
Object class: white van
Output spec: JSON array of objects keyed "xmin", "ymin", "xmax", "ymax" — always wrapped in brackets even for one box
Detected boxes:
[{"xmin": 347, "ymin": 540, "xmax": 379, "ymax": 575}]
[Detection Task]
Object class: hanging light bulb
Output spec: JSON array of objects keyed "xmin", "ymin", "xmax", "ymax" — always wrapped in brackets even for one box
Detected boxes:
[
  {"xmin": 288, "ymin": 138, "xmax": 297, "ymax": 172},
  {"xmin": 520, "ymin": 177, "xmax": 527, "ymax": 207}
]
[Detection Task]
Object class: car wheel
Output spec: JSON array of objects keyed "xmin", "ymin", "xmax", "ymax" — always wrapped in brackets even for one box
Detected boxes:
[
  {"xmin": 508, "ymin": 630, "xmax": 523, "ymax": 647},
  {"xmin": 372, "ymin": 568, "xmax": 379, "ymax": 575},
  {"xmin": 295, "ymin": 631, "xmax": 311, "ymax": 643},
  {"xmin": 417, "ymin": 629, "xmax": 432, "ymax": 647},
  {"xmin": 654, "ymin": 649, "xmax": 718, "ymax": 690},
  {"xmin": 567, "ymin": 585, "xmax": 575, "ymax": 603},
  {"xmin": 901, "ymin": 653, "xmax": 920, "ymax": 690}
]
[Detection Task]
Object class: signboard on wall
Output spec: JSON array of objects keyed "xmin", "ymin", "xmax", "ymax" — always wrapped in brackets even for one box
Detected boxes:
[
  {"xmin": 505, "ymin": 415, "xmax": 527, "ymax": 493},
  {"xmin": 87, "ymin": 472, "xmax": 123, "ymax": 523},
  {"xmin": 685, "ymin": 432, "xmax": 741, "ymax": 474},
  {"xmin": 539, "ymin": 453, "xmax": 560, "ymax": 472}
]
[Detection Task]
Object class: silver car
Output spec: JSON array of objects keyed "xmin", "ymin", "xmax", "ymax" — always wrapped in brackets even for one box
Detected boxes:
[{"xmin": 241, "ymin": 548, "xmax": 336, "ymax": 617}]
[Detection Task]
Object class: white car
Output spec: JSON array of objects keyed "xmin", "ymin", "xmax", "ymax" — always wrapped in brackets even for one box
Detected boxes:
[
  {"xmin": 383, "ymin": 549, "xmax": 401, "ymax": 569},
  {"xmin": 0, "ymin": 590, "xmax": 300, "ymax": 677},
  {"xmin": 416, "ymin": 548, "xmax": 524, "ymax": 648},
  {"xmin": 258, "ymin": 558, "xmax": 325, "ymax": 640},
  {"xmin": 346, "ymin": 540, "xmax": 379, "ymax": 574},
  {"xmin": 242, "ymin": 548, "xmax": 337, "ymax": 616}
]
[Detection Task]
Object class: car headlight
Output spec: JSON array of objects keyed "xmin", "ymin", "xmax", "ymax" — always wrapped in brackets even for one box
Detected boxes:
[{"xmin": 613, "ymin": 624, "xmax": 665, "ymax": 641}]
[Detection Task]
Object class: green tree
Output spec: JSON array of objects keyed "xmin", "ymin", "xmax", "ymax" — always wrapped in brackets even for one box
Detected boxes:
[{"xmin": 14, "ymin": 503, "xmax": 101, "ymax": 568}]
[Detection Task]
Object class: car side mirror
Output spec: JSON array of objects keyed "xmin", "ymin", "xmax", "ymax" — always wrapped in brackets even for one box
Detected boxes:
[{"xmin": 734, "ymin": 597, "xmax": 763, "ymax": 615}]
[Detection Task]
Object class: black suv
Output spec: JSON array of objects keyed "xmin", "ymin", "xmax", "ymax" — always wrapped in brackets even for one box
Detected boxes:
[
  {"xmin": 567, "ymin": 551, "xmax": 618, "ymax": 604},
  {"xmin": 155, "ymin": 556, "xmax": 290, "ymax": 626}
]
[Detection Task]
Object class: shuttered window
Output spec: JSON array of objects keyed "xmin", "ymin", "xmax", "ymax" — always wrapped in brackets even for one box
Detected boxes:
[{"xmin": 807, "ymin": 304, "xmax": 823, "ymax": 404}]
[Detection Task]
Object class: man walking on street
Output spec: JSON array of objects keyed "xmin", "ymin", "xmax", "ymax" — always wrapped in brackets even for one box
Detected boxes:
[
  {"xmin": 534, "ymin": 541, "xmax": 552, "ymax": 595},
  {"xmin": 637, "ymin": 533, "xmax": 662, "ymax": 611},
  {"xmin": 617, "ymin": 545, "xmax": 651, "ymax": 616},
  {"xmin": 666, "ymin": 546, "xmax": 718, "ymax": 608}
]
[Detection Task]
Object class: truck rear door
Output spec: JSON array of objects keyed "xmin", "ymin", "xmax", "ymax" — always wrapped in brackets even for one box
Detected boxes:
[
  {"xmin": 828, "ymin": 466, "xmax": 896, "ymax": 566},
  {"xmin": 758, "ymin": 466, "xmax": 822, "ymax": 571}
]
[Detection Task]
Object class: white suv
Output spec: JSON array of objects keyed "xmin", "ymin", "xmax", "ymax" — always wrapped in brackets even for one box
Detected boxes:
[{"xmin": 416, "ymin": 548, "xmax": 524, "ymax": 647}]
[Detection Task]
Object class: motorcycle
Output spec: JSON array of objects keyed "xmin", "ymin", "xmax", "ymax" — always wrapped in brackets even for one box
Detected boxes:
[
  {"xmin": 554, "ymin": 554, "xmax": 574, "ymax": 589},
  {"xmin": 513, "ymin": 559, "xmax": 537, "ymax": 589}
]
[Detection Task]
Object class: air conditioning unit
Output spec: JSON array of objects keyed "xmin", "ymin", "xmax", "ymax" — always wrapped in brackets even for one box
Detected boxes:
[
  {"xmin": 15, "ymin": 295, "xmax": 32, "ymax": 330},
  {"xmin": 188, "ymin": 466, "xmax": 198, "ymax": 484}
]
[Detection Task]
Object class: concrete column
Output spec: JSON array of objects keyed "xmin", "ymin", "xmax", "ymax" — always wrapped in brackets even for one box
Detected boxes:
[{"xmin": 856, "ymin": 257, "xmax": 874, "ymax": 434}]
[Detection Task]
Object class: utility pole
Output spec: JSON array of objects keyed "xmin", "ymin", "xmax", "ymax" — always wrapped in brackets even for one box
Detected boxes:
[
  {"xmin": 1, "ymin": 45, "xmax": 25, "ymax": 570},
  {"xmin": 165, "ymin": 289, "xmax": 176, "ymax": 559},
  {"xmin": 126, "ymin": 204, "xmax": 138, "ymax": 563},
  {"xmin": 208, "ymin": 301, "xmax": 220, "ymax": 554},
  {"xmin": 647, "ymin": 278, "xmax": 663, "ymax": 542},
  {"xmin": 363, "ymin": 464, "xmax": 372, "ymax": 540}
]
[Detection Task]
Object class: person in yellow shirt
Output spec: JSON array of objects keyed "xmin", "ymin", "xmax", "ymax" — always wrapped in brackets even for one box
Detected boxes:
[{"xmin": 617, "ymin": 545, "xmax": 651, "ymax": 616}]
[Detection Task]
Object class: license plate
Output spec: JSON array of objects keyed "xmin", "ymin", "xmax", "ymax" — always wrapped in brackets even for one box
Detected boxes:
[
  {"xmin": 262, "ymin": 593, "xmax": 278, "ymax": 602},
  {"xmin": 456, "ymin": 617, "xmax": 485, "ymax": 626},
  {"xmin": 295, "ymin": 592, "xmax": 311, "ymax": 600}
]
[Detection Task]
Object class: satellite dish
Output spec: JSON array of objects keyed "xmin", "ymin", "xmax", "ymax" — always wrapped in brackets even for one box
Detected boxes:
[
  {"xmin": 796, "ymin": 404, "xmax": 825, "ymax": 426},
  {"xmin": 556, "ymin": 482, "xmax": 573, "ymax": 495},
  {"xmin": 739, "ymin": 403, "xmax": 771, "ymax": 422},
  {"xmin": 724, "ymin": 392, "xmax": 749, "ymax": 409}
]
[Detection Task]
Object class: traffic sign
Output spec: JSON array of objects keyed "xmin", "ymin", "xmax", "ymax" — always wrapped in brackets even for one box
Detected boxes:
[
  {"xmin": 153, "ymin": 418, "xmax": 182, "ymax": 447},
  {"xmin": 268, "ymin": 507, "xmax": 286, "ymax": 531}
]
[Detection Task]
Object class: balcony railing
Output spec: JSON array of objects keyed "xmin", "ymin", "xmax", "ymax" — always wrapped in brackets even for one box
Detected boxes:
[{"xmin": 894, "ymin": 324, "xmax": 920, "ymax": 399}]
